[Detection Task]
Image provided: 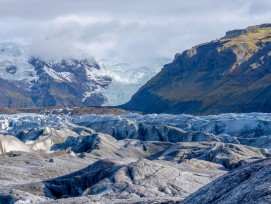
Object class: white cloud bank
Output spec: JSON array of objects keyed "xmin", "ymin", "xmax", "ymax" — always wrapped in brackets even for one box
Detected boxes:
[{"xmin": 1, "ymin": 0, "xmax": 271, "ymax": 61}]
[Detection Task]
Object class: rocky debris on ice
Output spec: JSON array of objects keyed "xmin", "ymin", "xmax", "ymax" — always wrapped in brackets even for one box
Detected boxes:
[
  {"xmin": 159, "ymin": 142, "xmax": 270, "ymax": 169},
  {"xmin": 180, "ymin": 158, "xmax": 271, "ymax": 204},
  {"xmin": 0, "ymin": 113, "xmax": 270, "ymax": 203},
  {"xmin": 0, "ymin": 156, "xmax": 223, "ymax": 204}
]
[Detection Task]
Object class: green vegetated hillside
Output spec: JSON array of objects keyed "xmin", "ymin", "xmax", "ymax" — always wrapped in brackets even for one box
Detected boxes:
[{"xmin": 123, "ymin": 24, "xmax": 271, "ymax": 114}]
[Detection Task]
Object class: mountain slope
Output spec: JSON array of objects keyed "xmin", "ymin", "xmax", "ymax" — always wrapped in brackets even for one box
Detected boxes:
[
  {"xmin": 29, "ymin": 58, "xmax": 112, "ymax": 107},
  {"xmin": 123, "ymin": 24, "xmax": 271, "ymax": 114}
]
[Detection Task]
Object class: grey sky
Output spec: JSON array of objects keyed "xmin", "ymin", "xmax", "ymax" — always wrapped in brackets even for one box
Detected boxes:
[{"xmin": 1, "ymin": 0, "xmax": 271, "ymax": 61}]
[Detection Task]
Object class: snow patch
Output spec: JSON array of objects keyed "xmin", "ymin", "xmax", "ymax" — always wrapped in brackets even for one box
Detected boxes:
[{"xmin": 43, "ymin": 66, "xmax": 74, "ymax": 82}]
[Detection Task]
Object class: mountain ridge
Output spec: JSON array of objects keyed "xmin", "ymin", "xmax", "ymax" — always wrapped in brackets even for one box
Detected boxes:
[{"xmin": 123, "ymin": 23, "xmax": 271, "ymax": 114}]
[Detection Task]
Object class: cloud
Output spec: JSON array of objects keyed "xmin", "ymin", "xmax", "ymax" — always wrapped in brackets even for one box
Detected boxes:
[{"xmin": 1, "ymin": 0, "xmax": 271, "ymax": 61}]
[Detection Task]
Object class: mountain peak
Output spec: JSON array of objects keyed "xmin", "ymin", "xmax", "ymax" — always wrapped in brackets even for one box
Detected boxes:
[{"xmin": 223, "ymin": 23, "xmax": 271, "ymax": 39}]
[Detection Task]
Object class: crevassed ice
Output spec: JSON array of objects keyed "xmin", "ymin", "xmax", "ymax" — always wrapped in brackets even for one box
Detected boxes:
[
  {"xmin": 1, "ymin": 112, "xmax": 271, "ymax": 138},
  {"xmin": 97, "ymin": 57, "xmax": 171, "ymax": 106}
]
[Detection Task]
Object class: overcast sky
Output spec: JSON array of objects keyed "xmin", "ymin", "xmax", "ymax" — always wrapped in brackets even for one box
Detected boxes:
[{"xmin": 1, "ymin": 0, "xmax": 271, "ymax": 61}]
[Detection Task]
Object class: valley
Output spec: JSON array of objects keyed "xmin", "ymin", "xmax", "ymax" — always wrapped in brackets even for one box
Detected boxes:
[{"xmin": 1, "ymin": 22, "xmax": 271, "ymax": 204}]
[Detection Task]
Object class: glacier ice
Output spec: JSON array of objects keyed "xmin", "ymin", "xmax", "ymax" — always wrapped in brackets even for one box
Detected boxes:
[
  {"xmin": 0, "ymin": 112, "xmax": 270, "ymax": 203},
  {"xmin": 97, "ymin": 57, "xmax": 170, "ymax": 105}
]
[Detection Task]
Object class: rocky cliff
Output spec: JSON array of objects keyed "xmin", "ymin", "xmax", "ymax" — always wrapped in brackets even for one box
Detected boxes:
[{"xmin": 123, "ymin": 24, "xmax": 271, "ymax": 114}]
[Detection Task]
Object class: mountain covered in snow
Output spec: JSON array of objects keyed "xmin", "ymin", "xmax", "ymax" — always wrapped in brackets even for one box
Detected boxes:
[
  {"xmin": 0, "ymin": 42, "xmax": 112, "ymax": 108},
  {"xmin": 0, "ymin": 42, "xmax": 166, "ymax": 108}
]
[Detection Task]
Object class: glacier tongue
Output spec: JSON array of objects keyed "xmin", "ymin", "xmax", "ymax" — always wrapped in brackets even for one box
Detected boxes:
[
  {"xmin": 97, "ymin": 57, "xmax": 170, "ymax": 106},
  {"xmin": 0, "ymin": 112, "xmax": 270, "ymax": 203}
]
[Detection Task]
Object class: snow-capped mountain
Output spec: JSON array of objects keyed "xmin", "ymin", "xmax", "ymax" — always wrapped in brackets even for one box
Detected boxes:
[
  {"xmin": 0, "ymin": 42, "xmax": 113, "ymax": 108},
  {"xmin": 29, "ymin": 57, "xmax": 112, "ymax": 107},
  {"xmin": 0, "ymin": 42, "xmax": 168, "ymax": 108}
]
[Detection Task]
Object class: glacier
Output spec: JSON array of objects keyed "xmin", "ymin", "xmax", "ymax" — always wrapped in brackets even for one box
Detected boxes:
[
  {"xmin": 2, "ymin": 112, "xmax": 271, "ymax": 145},
  {"xmin": 97, "ymin": 57, "xmax": 170, "ymax": 106},
  {"xmin": 0, "ymin": 112, "xmax": 270, "ymax": 203},
  {"xmin": 1, "ymin": 112, "xmax": 271, "ymax": 158}
]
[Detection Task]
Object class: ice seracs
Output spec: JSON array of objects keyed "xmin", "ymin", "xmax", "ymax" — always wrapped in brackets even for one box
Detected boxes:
[{"xmin": 97, "ymin": 57, "xmax": 170, "ymax": 106}]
